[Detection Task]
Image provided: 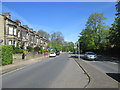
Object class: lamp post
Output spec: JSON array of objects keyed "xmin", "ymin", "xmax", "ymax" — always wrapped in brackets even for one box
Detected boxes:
[{"xmin": 77, "ymin": 41, "xmax": 80, "ymax": 60}]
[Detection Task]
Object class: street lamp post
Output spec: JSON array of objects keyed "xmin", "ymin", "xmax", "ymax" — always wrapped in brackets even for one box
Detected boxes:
[{"xmin": 77, "ymin": 42, "xmax": 80, "ymax": 60}]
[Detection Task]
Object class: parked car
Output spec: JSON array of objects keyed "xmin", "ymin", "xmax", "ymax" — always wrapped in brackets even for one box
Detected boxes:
[
  {"xmin": 73, "ymin": 51, "xmax": 78, "ymax": 54},
  {"xmin": 56, "ymin": 51, "xmax": 60, "ymax": 55},
  {"xmin": 49, "ymin": 52, "xmax": 56, "ymax": 57},
  {"xmin": 84, "ymin": 52, "xmax": 97, "ymax": 60}
]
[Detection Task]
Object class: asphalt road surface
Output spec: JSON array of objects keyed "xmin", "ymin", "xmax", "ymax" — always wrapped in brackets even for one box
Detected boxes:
[
  {"xmin": 81, "ymin": 55, "xmax": 120, "ymax": 82},
  {"xmin": 83, "ymin": 60, "xmax": 119, "ymax": 73},
  {"xmin": 2, "ymin": 53, "xmax": 88, "ymax": 88}
]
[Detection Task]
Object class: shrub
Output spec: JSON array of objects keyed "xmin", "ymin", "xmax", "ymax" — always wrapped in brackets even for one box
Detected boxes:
[
  {"xmin": 27, "ymin": 46, "xmax": 33, "ymax": 52},
  {"xmin": 34, "ymin": 47, "xmax": 40, "ymax": 53},
  {"xmin": 39, "ymin": 47, "xmax": 43, "ymax": 54},
  {"xmin": 1, "ymin": 45, "xmax": 13, "ymax": 65},
  {"xmin": 12, "ymin": 46, "xmax": 23, "ymax": 54}
]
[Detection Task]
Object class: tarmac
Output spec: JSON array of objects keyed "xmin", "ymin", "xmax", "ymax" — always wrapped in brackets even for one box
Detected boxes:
[
  {"xmin": 1, "ymin": 55, "xmax": 48, "ymax": 75},
  {"xmin": 72, "ymin": 54, "xmax": 120, "ymax": 88},
  {"xmin": 1, "ymin": 53, "xmax": 120, "ymax": 89}
]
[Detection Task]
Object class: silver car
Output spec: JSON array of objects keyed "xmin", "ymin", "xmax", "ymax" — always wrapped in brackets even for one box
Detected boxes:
[{"xmin": 84, "ymin": 52, "xmax": 97, "ymax": 60}]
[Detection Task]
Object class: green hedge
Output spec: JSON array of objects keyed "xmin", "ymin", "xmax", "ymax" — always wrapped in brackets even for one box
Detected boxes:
[
  {"xmin": 1, "ymin": 45, "xmax": 13, "ymax": 65},
  {"xmin": 12, "ymin": 46, "xmax": 23, "ymax": 54},
  {"xmin": 27, "ymin": 46, "xmax": 33, "ymax": 52}
]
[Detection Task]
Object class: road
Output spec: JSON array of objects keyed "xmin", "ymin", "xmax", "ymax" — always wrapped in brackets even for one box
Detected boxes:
[
  {"xmin": 83, "ymin": 60, "xmax": 119, "ymax": 73},
  {"xmin": 2, "ymin": 53, "xmax": 88, "ymax": 88},
  {"xmin": 80, "ymin": 55, "xmax": 120, "ymax": 82}
]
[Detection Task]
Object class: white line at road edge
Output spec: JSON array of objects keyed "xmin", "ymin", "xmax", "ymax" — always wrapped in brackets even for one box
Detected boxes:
[
  {"xmin": 2, "ymin": 57, "xmax": 48, "ymax": 76},
  {"xmin": 2, "ymin": 66, "xmax": 26, "ymax": 76}
]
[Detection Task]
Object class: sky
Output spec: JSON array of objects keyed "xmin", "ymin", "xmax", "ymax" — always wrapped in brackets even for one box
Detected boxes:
[{"xmin": 2, "ymin": 2, "xmax": 117, "ymax": 43}]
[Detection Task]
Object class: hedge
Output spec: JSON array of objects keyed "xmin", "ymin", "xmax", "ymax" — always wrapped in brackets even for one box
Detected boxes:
[
  {"xmin": 12, "ymin": 46, "xmax": 23, "ymax": 54},
  {"xmin": 27, "ymin": 46, "xmax": 33, "ymax": 52},
  {"xmin": 1, "ymin": 45, "xmax": 13, "ymax": 65}
]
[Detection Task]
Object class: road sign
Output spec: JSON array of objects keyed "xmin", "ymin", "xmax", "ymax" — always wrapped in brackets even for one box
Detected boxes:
[{"xmin": 49, "ymin": 47, "xmax": 52, "ymax": 50}]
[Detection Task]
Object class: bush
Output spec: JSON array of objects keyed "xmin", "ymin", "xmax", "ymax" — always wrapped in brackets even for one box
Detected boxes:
[
  {"xmin": 27, "ymin": 46, "xmax": 33, "ymax": 52},
  {"xmin": 34, "ymin": 47, "xmax": 40, "ymax": 53},
  {"xmin": 39, "ymin": 47, "xmax": 43, "ymax": 54},
  {"xmin": 1, "ymin": 45, "xmax": 13, "ymax": 65},
  {"xmin": 12, "ymin": 46, "xmax": 23, "ymax": 54}
]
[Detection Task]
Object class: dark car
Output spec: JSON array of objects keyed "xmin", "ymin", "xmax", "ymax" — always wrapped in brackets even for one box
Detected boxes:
[
  {"xmin": 56, "ymin": 51, "xmax": 60, "ymax": 55},
  {"xmin": 73, "ymin": 51, "xmax": 78, "ymax": 54}
]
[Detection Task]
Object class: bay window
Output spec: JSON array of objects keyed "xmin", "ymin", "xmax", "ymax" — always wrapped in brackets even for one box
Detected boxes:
[
  {"xmin": 8, "ymin": 40, "xmax": 12, "ymax": 45},
  {"xmin": 8, "ymin": 26, "xmax": 13, "ymax": 35},
  {"xmin": 14, "ymin": 28, "xmax": 17, "ymax": 35}
]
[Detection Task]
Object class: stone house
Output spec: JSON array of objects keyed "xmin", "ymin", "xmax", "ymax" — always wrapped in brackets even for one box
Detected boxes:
[{"xmin": 0, "ymin": 12, "xmax": 48, "ymax": 50}]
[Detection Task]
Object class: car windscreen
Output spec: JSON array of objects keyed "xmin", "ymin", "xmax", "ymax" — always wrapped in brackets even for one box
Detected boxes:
[{"xmin": 87, "ymin": 52, "xmax": 95, "ymax": 55}]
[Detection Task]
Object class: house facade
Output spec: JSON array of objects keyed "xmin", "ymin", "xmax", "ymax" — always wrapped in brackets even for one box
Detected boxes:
[{"xmin": 0, "ymin": 12, "xmax": 48, "ymax": 50}]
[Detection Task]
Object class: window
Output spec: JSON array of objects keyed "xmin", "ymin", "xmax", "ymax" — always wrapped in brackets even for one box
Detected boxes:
[
  {"xmin": 26, "ymin": 34, "xmax": 29, "ymax": 39},
  {"xmin": 41, "ymin": 40, "xmax": 43, "ymax": 43},
  {"xmin": 14, "ymin": 28, "xmax": 17, "ymax": 35},
  {"xmin": 9, "ymin": 27, "xmax": 13, "ymax": 35},
  {"xmin": 18, "ymin": 31, "xmax": 21, "ymax": 37},
  {"xmin": 8, "ymin": 40, "xmax": 12, "ymax": 45},
  {"xmin": 37, "ymin": 39, "xmax": 39, "ymax": 43},
  {"xmin": 22, "ymin": 31, "xmax": 26, "ymax": 39},
  {"xmin": 13, "ymin": 40, "xmax": 17, "ymax": 47}
]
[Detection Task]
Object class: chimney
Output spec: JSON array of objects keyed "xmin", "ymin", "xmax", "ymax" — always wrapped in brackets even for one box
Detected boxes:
[
  {"xmin": 29, "ymin": 28, "xmax": 33, "ymax": 31},
  {"xmin": 23, "ymin": 25, "xmax": 28, "ymax": 29},
  {"xmin": 14, "ymin": 19, "xmax": 21, "ymax": 26},
  {"xmin": 3, "ymin": 12, "xmax": 11, "ymax": 19}
]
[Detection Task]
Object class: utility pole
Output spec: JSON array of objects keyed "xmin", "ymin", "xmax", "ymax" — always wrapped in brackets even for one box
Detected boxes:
[{"xmin": 77, "ymin": 42, "xmax": 80, "ymax": 60}]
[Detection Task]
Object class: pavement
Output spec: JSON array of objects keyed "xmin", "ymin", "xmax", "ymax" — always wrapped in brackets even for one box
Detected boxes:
[
  {"xmin": 70, "ymin": 54, "xmax": 120, "ymax": 88},
  {"xmin": 1, "ymin": 53, "xmax": 120, "ymax": 89},
  {"xmin": 1, "ymin": 55, "xmax": 49, "ymax": 75},
  {"xmin": 2, "ymin": 53, "xmax": 89, "ymax": 88}
]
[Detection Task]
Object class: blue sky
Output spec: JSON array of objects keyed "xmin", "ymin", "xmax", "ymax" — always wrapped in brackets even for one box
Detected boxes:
[{"xmin": 2, "ymin": 2, "xmax": 116, "ymax": 43}]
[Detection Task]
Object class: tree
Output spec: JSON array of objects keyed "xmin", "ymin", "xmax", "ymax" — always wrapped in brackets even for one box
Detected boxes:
[
  {"xmin": 109, "ymin": 1, "xmax": 120, "ymax": 48},
  {"xmin": 37, "ymin": 30, "xmax": 50, "ymax": 40},
  {"xmin": 116, "ymin": 0, "xmax": 120, "ymax": 17},
  {"xmin": 50, "ymin": 32, "xmax": 64, "ymax": 45},
  {"xmin": 79, "ymin": 13, "xmax": 110, "ymax": 52},
  {"xmin": 109, "ymin": 18, "xmax": 119, "ymax": 47},
  {"xmin": 49, "ymin": 32, "xmax": 64, "ymax": 52},
  {"xmin": 62, "ymin": 41, "xmax": 75, "ymax": 52}
]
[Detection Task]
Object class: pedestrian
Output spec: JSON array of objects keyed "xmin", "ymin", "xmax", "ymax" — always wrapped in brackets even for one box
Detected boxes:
[{"xmin": 22, "ymin": 52, "xmax": 25, "ymax": 59}]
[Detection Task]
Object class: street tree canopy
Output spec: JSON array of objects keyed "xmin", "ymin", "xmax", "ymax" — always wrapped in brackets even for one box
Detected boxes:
[{"xmin": 79, "ymin": 13, "xmax": 110, "ymax": 52}]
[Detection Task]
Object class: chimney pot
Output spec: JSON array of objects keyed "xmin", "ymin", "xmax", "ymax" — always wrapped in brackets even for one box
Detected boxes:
[
  {"xmin": 3, "ymin": 12, "xmax": 11, "ymax": 19},
  {"xmin": 23, "ymin": 25, "xmax": 28, "ymax": 29},
  {"xmin": 14, "ymin": 19, "xmax": 21, "ymax": 26}
]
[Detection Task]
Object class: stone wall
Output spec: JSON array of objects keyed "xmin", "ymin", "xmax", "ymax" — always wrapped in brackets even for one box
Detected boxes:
[{"xmin": 13, "ymin": 53, "xmax": 43, "ymax": 63}]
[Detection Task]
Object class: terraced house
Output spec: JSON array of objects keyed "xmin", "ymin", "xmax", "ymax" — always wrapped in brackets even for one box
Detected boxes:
[{"xmin": 0, "ymin": 12, "xmax": 48, "ymax": 50}]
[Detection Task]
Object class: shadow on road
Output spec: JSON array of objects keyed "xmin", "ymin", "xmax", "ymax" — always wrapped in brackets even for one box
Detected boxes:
[
  {"xmin": 69, "ymin": 55, "xmax": 94, "ymax": 61},
  {"xmin": 106, "ymin": 73, "xmax": 120, "ymax": 83},
  {"xmin": 70, "ymin": 54, "xmax": 120, "ymax": 63},
  {"xmin": 70, "ymin": 54, "xmax": 120, "ymax": 83},
  {"xmin": 69, "ymin": 55, "xmax": 78, "ymax": 58}
]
